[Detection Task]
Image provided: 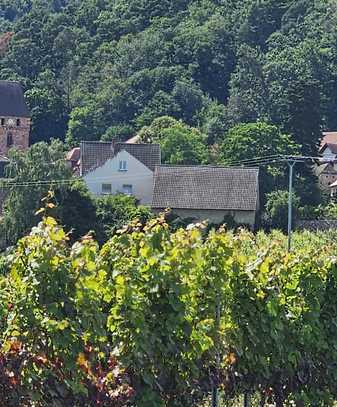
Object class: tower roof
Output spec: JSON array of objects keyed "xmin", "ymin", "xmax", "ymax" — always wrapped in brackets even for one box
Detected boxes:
[{"xmin": 0, "ymin": 81, "xmax": 30, "ymax": 117}]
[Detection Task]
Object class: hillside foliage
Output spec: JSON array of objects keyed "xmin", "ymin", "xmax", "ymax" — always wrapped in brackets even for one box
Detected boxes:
[
  {"xmin": 0, "ymin": 0, "xmax": 335, "ymax": 219},
  {"xmin": 0, "ymin": 0, "xmax": 335, "ymax": 150}
]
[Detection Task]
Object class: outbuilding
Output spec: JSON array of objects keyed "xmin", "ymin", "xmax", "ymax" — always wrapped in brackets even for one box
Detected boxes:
[{"xmin": 151, "ymin": 165, "xmax": 259, "ymax": 227}]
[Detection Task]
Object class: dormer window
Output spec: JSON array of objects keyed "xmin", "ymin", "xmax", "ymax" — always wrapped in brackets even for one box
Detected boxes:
[
  {"xmin": 7, "ymin": 133, "xmax": 13, "ymax": 147},
  {"xmin": 119, "ymin": 160, "xmax": 127, "ymax": 171}
]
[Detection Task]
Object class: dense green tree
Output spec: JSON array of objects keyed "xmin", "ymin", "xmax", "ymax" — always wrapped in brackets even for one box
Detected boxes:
[
  {"xmin": 173, "ymin": 12, "xmax": 236, "ymax": 102},
  {"xmin": 221, "ymin": 122, "xmax": 298, "ymax": 200},
  {"xmin": 138, "ymin": 116, "xmax": 208, "ymax": 165},
  {"xmin": 264, "ymin": 189, "xmax": 300, "ymax": 232},
  {"xmin": 226, "ymin": 45, "xmax": 268, "ymax": 126},
  {"xmin": 264, "ymin": 39, "xmax": 323, "ymax": 155},
  {"xmin": 221, "ymin": 122, "xmax": 297, "ymax": 163},
  {"xmin": 200, "ymin": 100, "xmax": 229, "ymax": 145},
  {"xmin": 95, "ymin": 194, "xmax": 151, "ymax": 243},
  {"xmin": 54, "ymin": 179, "xmax": 98, "ymax": 241},
  {"xmin": 0, "ymin": 140, "xmax": 71, "ymax": 247},
  {"xmin": 239, "ymin": 0, "xmax": 291, "ymax": 49}
]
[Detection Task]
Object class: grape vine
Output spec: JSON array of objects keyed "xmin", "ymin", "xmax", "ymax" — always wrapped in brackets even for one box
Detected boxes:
[{"xmin": 1, "ymin": 214, "xmax": 337, "ymax": 405}]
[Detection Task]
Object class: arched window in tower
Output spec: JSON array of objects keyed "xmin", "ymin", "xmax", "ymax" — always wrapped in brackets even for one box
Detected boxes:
[{"xmin": 7, "ymin": 133, "xmax": 13, "ymax": 147}]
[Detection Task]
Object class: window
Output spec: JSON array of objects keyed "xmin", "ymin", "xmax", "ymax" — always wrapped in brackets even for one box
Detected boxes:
[
  {"xmin": 101, "ymin": 183, "xmax": 112, "ymax": 194},
  {"xmin": 119, "ymin": 160, "xmax": 127, "ymax": 171},
  {"xmin": 122, "ymin": 184, "xmax": 133, "ymax": 195},
  {"xmin": 1, "ymin": 118, "xmax": 4, "ymax": 126},
  {"xmin": 16, "ymin": 119, "xmax": 20, "ymax": 126},
  {"xmin": 6, "ymin": 133, "xmax": 13, "ymax": 147}
]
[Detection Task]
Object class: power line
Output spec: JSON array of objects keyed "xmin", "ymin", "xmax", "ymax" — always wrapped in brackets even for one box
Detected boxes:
[
  {"xmin": 0, "ymin": 174, "xmax": 154, "ymax": 189},
  {"xmin": 225, "ymin": 154, "xmax": 286, "ymax": 166},
  {"xmin": 0, "ymin": 154, "xmax": 324, "ymax": 189}
]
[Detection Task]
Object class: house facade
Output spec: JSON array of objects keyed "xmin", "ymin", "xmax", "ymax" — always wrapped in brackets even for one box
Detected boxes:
[
  {"xmin": 80, "ymin": 141, "xmax": 161, "ymax": 205},
  {"xmin": 316, "ymin": 132, "xmax": 337, "ymax": 191},
  {"xmin": 316, "ymin": 162, "xmax": 337, "ymax": 190},
  {"xmin": 329, "ymin": 177, "xmax": 337, "ymax": 197},
  {"xmin": 151, "ymin": 165, "xmax": 259, "ymax": 227}
]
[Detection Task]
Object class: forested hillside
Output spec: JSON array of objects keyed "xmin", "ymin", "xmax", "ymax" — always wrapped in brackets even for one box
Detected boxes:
[{"xmin": 1, "ymin": 0, "xmax": 337, "ymax": 151}]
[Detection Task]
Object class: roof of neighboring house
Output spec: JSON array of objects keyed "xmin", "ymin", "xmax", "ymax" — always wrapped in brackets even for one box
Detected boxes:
[
  {"xmin": 125, "ymin": 134, "xmax": 141, "ymax": 144},
  {"xmin": 315, "ymin": 163, "xmax": 332, "ymax": 176},
  {"xmin": 315, "ymin": 163, "xmax": 329, "ymax": 176},
  {"xmin": 315, "ymin": 162, "xmax": 337, "ymax": 176},
  {"xmin": 320, "ymin": 131, "xmax": 337, "ymax": 149},
  {"xmin": 80, "ymin": 141, "xmax": 161, "ymax": 175},
  {"xmin": 152, "ymin": 165, "xmax": 259, "ymax": 211},
  {"xmin": 66, "ymin": 147, "xmax": 80, "ymax": 162},
  {"xmin": 0, "ymin": 81, "xmax": 30, "ymax": 117},
  {"xmin": 320, "ymin": 142, "xmax": 337, "ymax": 155}
]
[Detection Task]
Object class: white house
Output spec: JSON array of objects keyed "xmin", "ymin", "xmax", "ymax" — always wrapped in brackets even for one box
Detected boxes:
[
  {"xmin": 320, "ymin": 143, "xmax": 337, "ymax": 161},
  {"xmin": 80, "ymin": 141, "xmax": 161, "ymax": 205}
]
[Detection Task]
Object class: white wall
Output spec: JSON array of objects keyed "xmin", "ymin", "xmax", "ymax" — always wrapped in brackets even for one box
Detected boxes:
[
  {"xmin": 83, "ymin": 150, "xmax": 154, "ymax": 205},
  {"xmin": 322, "ymin": 147, "xmax": 336, "ymax": 160}
]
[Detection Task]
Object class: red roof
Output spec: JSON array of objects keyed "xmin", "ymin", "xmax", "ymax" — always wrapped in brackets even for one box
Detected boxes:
[
  {"xmin": 321, "ymin": 142, "xmax": 337, "ymax": 155},
  {"xmin": 321, "ymin": 132, "xmax": 337, "ymax": 148},
  {"xmin": 66, "ymin": 147, "xmax": 80, "ymax": 162}
]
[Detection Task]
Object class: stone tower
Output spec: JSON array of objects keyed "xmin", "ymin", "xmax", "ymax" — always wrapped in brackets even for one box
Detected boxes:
[{"xmin": 0, "ymin": 81, "xmax": 30, "ymax": 157}]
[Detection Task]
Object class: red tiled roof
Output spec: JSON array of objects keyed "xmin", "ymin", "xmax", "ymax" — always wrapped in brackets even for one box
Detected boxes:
[
  {"xmin": 321, "ymin": 143, "xmax": 337, "ymax": 155},
  {"xmin": 125, "ymin": 135, "xmax": 140, "ymax": 144},
  {"xmin": 66, "ymin": 147, "xmax": 80, "ymax": 162},
  {"xmin": 321, "ymin": 132, "xmax": 337, "ymax": 148}
]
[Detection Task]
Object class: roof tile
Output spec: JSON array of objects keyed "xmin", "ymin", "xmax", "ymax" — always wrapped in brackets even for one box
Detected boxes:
[
  {"xmin": 152, "ymin": 165, "xmax": 259, "ymax": 211},
  {"xmin": 80, "ymin": 141, "xmax": 161, "ymax": 175}
]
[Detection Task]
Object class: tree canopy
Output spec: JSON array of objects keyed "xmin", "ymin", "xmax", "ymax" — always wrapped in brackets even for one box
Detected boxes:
[
  {"xmin": 0, "ymin": 0, "xmax": 335, "ymax": 151},
  {"xmin": 137, "ymin": 116, "xmax": 208, "ymax": 165}
]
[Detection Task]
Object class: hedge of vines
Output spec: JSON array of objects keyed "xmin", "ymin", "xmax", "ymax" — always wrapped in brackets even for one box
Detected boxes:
[{"xmin": 1, "ymin": 212, "xmax": 337, "ymax": 406}]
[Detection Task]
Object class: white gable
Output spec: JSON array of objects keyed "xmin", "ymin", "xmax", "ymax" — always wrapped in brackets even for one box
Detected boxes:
[
  {"xmin": 83, "ymin": 150, "xmax": 154, "ymax": 205},
  {"xmin": 322, "ymin": 147, "xmax": 336, "ymax": 159}
]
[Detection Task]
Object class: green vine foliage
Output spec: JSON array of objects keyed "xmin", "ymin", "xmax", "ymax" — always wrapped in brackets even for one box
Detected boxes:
[{"xmin": 2, "ymin": 213, "xmax": 337, "ymax": 405}]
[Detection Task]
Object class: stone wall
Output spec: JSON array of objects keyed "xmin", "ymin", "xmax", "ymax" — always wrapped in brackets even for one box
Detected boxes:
[
  {"xmin": 153, "ymin": 208, "xmax": 257, "ymax": 228},
  {"xmin": 0, "ymin": 117, "xmax": 30, "ymax": 156},
  {"xmin": 296, "ymin": 219, "xmax": 337, "ymax": 231}
]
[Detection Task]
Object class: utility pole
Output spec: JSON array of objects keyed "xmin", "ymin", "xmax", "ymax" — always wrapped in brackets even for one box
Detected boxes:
[
  {"xmin": 287, "ymin": 157, "xmax": 309, "ymax": 252},
  {"xmin": 287, "ymin": 160, "xmax": 296, "ymax": 252},
  {"xmin": 211, "ymin": 296, "xmax": 221, "ymax": 407}
]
